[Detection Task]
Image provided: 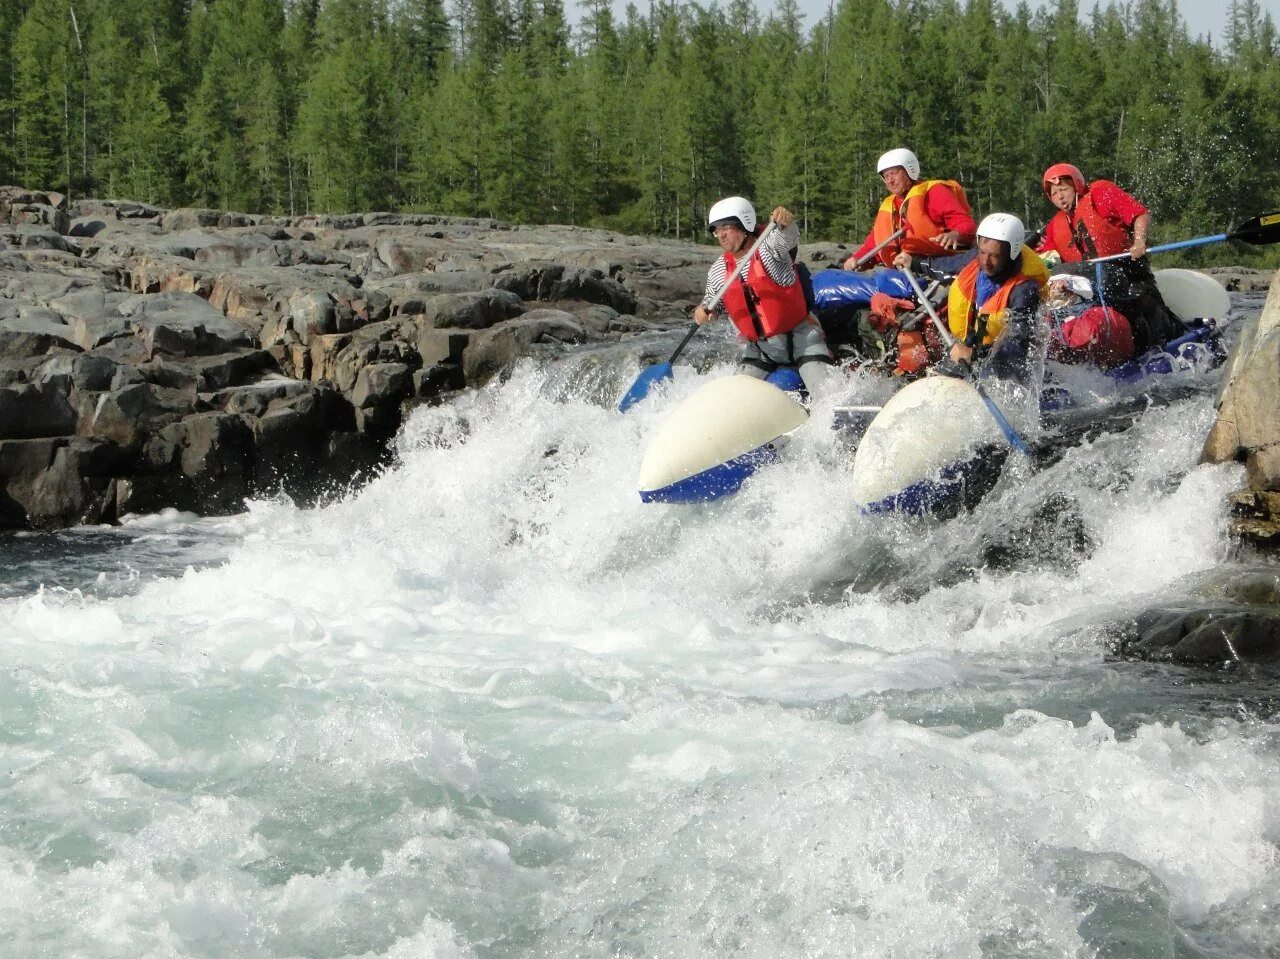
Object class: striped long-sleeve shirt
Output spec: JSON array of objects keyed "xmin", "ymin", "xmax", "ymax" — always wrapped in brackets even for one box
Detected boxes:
[{"xmin": 700, "ymin": 218, "xmax": 801, "ymax": 311}]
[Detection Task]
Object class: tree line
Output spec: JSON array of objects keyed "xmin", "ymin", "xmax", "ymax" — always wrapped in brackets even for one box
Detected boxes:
[{"xmin": 1, "ymin": 0, "xmax": 1277, "ymax": 262}]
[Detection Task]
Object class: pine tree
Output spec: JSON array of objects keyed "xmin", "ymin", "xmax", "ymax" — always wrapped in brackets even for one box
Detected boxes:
[{"xmin": 13, "ymin": 0, "xmax": 82, "ymax": 193}]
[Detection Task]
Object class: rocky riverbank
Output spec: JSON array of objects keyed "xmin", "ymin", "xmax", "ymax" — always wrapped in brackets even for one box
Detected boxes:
[{"xmin": 2, "ymin": 186, "xmax": 829, "ymax": 530}]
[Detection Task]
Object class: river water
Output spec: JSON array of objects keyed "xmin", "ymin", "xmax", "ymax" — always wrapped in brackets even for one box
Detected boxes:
[{"xmin": 2, "ymin": 294, "xmax": 1278, "ymax": 958}]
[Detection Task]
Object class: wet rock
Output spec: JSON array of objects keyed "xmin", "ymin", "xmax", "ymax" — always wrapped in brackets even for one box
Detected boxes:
[
  {"xmin": 0, "ymin": 436, "xmax": 118, "ymax": 529},
  {"xmin": 1114, "ymin": 605, "xmax": 1280, "ymax": 665},
  {"xmin": 462, "ymin": 309, "xmax": 586, "ymax": 385},
  {"xmin": 139, "ymin": 412, "xmax": 255, "ymax": 514},
  {"xmin": 1204, "ymin": 269, "xmax": 1280, "ymax": 544}
]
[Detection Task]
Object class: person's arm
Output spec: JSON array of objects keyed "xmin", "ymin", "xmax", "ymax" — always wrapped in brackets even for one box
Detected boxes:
[
  {"xmin": 1092, "ymin": 182, "xmax": 1150, "ymax": 258},
  {"xmin": 1129, "ymin": 212, "xmax": 1150, "ymax": 259},
  {"xmin": 694, "ymin": 259, "xmax": 728, "ymax": 324},
  {"xmin": 982, "ymin": 280, "xmax": 1043, "ymax": 385},
  {"xmin": 924, "ymin": 184, "xmax": 977, "ymax": 250},
  {"xmin": 912, "ymin": 248, "xmax": 977, "ymax": 282},
  {"xmin": 756, "ymin": 211, "xmax": 801, "ymax": 284}
]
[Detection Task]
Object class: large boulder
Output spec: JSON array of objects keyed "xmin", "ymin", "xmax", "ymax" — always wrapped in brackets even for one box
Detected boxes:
[
  {"xmin": 116, "ymin": 291, "xmax": 254, "ymax": 357},
  {"xmin": 83, "ymin": 382, "xmax": 200, "ymax": 449},
  {"xmin": 1203, "ymin": 269, "xmax": 1280, "ymax": 541},
  {"xmin": 462, "ymin": 309, "xmax": 586, "ymax": 386},
  {"xmin": 410, "ymin": 290, "xmax": 525, "ymax": 330},
  {"xmin": 493, "ymin": 261, "xmax": 638, "ymax": 314}
]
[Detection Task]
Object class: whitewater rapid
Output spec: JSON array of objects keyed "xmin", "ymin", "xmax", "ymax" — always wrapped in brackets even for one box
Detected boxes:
[{"xmin": 1, "ymin": 351, "xmax": 1277, "ymax": 958}]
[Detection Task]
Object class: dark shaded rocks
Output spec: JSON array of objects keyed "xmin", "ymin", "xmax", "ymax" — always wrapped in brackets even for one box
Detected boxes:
[
  {"xmin": 0, "ymin": 186, "xmax": 710, "ymax": 530},
  {"xmin": 1113, "ymin": 605, "xmax": 1280, "ymax": 666},
  {"xmin": 493, "ymin": 262, "xmax": 637, "ymax": 314},
  {"xmin": 0, "ymin": 377, "xmax": 79, "ymax": 438},
  {"xmin": 85, "ymin": 383, "xmax": 201, "ymax": 449},
  {"xmin": 1110, "ymin": 568, "xmax": 1280, "ymax": 667}
]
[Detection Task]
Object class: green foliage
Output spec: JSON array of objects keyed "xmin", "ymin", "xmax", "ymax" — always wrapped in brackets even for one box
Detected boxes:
[{"xmin": 0, "ymin": 0, "xmax": 1275, "ymax": 266}]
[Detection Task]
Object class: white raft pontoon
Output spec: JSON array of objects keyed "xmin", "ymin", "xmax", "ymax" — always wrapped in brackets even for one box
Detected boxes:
[{"xmin": 637, "ymin": 374, "xmax": 807, "ymax": 503}]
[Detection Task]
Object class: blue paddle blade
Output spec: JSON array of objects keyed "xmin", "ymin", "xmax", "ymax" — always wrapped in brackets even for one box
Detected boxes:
[{"xmin": 617, "ymin": 362, "xmax": 674, "ymax": 412}]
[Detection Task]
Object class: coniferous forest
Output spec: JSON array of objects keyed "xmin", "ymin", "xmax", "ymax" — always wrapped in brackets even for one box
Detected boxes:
[{"xmin": 2, "ymin": 0, "xmax": 1278, "ymax": 260}]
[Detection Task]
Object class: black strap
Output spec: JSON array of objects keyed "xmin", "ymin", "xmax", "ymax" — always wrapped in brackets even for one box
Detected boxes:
[
  {"xmin": 964, "ymin": 300, "xmax": 989, "ymax": 349},
  {"xmin": 741, "ymin": 283, "xmax": 767, "ymax": 339},
  {"xmin": 1071, "ymin": 213, "xmax": 1100, "ymax": 260}
]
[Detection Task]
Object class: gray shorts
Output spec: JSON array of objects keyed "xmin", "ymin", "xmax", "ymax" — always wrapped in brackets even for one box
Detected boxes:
[{"xmin": 739, "ymin": 317, "xmax": 832, "ymax": 368}]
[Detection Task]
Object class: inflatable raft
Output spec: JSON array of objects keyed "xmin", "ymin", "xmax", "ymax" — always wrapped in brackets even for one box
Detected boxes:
[
  {"xmin": 636, "ymin": 268, "xmax": 1230, "ymax": 512},
  {"xmin": 637, "ymin": 372, "xmax": 807, "ymax": 503}
]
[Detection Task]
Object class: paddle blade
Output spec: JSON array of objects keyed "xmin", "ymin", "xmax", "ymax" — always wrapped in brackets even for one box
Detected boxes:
[
  {"xmin": 1233, "ymin": 211, "xmax": 1280, "ymax": 246},
  {"xmin": 617, "ymin": 362, "xmax": 674, "ymax": 412}
]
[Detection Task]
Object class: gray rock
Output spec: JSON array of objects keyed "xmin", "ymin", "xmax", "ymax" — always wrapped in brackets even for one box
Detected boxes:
[
  {"xmin": 117, "ymin": 291, "xmax": 253, "ymax": 356},
  {"xmin": 415, "ymin": 290, "xmax": 525, "ymax": 330},
  {"xmin": 493, "ymin": 261, "xmax": 638, "ymax": 313},
  {"xmin": 462, "ymin": 310, "xmax": 586, "ymax": 386},
  {"xmin": 409, "ymin": 326, "xmax": 470, "ymax": 367},
  {"xmin": 84, "ymin": 382, "xmax": 200, "ymax": 448},
  {"xmin": 352, "ymin": 361, "xmax": 413, "ymax": 409},
  {"xmin": 0, "ymin": 312, "xmax": 81, "ymax": 356},
  {"xmin": 1116, "ymin": 605, "xmax": 1280, "ymax": 665},
  {"xmin": 0, "ymin": 377, "xmax": 79, "ymax": 438},
  {"xmin": 0, "ymin": 437, "xmax": 63, "ymax": 528},
  {"xmin": 141, "ymin": 411, "xmax": 254, "ymax": 514},
  {"xmin": 26, "ymin": 438, "xmax": 119, "ymax": 527}
]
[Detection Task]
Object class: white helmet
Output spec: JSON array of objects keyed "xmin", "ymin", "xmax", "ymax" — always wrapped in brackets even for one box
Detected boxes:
[
  {"xmin": 876, "ymin": 148, "xmax": 920, "ymax": 181},
  {"xmin": 976, "ymin": 212, "xmax": 1026, "ymax": 254},
  {"xmin": 707, "ymin": 196, "xmax": 756, "ymax": 234}
]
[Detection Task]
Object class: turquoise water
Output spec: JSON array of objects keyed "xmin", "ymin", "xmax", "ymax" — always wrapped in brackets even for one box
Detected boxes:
[{"xmin": 1, "ymin": 345, "xmax": 1277, "ymax": 958}]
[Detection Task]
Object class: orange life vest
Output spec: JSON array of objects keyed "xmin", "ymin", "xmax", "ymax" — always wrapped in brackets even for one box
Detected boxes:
[
  {"xmin": 947, "ymin": 246, "xmax": 1049, "ymax": 345},
  {"xmin": 720, "ymin": 246, "xmax": 810, "ymax": 341},
  {"xmin": 1043, "ymin": 181, "xmax": 1133, "ymax": 262},
  {"xmin": 871, "ymin": 180, "xmax": 972, "ymax": 265}
]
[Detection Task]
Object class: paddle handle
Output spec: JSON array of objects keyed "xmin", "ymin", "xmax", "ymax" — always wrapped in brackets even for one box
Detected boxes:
[
  {"xmin": 850, "ymin": 227, "xmax": 906, "ymax": 270},
  {"xmin": 667, "ymin": 322, "xmax": 701, "ymax": 366},
  {"xmin": 1090, "ymin": 233, "xmax": 1229, "ymax": 263},
  {"xmin": 900, "ymin": 268, "xmax": 1031, "ymax": 458}
]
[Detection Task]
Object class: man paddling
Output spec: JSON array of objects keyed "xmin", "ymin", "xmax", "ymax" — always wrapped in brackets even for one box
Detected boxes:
[
  {"xmin": 909, "ymin": 213, "xmax": 1049, "ymax": 384},
  {"xmin": 842, "ymin": 148, "xmax": 976, "ymax": 271},
  {"xmin": 695, "ymin": 197, "xmax": 834, "ymax": 397},
  {"xmin": 1036, "ymin": 163, "xmax": 1182, "ymax": 352}
]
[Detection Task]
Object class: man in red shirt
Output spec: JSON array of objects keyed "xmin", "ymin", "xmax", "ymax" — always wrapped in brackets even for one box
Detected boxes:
[
  {"xmin": 1037, "ymin": 163, "xmax": 1181, "ymax": 352},
  {"xmin": 842, "ymin": 148, "xmax": 976, "ymax": 271}
]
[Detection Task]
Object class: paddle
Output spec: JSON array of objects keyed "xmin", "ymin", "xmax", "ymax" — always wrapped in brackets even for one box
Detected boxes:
[
  {"xmin": 1089, "ymin": 211, "xmax": 1280, "ymax": 263},
  {"xmin": 845, "ymin": 227, "xmax": 906, "ymax": 270},
  {"xmin": 617, "ymin": 220, "xmax": 778, "ymax": 412},
  {"xmin": 900, "ymin": 268, "xmax": 1032, "ymax": 458}
]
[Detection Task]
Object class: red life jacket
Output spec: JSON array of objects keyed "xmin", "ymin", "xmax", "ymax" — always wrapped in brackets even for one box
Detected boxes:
[
  {"xmin": 720, "ymin": 246, "xmax": 810, "ymax": 341},
  {"xmin": 1043, "ymin": 181, "xmax": 1133, "ymax": 262}
]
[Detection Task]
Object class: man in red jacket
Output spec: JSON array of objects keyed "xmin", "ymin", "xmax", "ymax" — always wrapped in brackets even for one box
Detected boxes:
[{"xmin": 1037, "ymin": 163, "xmax": 1181, "ymax": 353}]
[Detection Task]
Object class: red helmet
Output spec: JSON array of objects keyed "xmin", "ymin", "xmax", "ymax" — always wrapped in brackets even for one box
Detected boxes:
[{"xmin": 1042, "ymin": 163, "xmax": 1085, "ymax": 197}]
